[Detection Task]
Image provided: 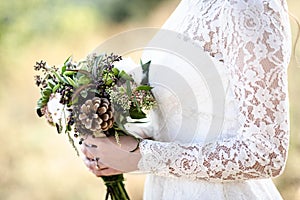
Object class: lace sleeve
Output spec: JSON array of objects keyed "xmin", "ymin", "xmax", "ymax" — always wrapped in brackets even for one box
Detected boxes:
[{"xmin": 138, "ymin": 0, "xmax": 292, "ymax": 181}]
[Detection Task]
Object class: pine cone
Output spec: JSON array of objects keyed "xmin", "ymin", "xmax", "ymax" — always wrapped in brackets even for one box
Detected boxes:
[{"xmin": 78, "ymin": 97, "xmax": 114, "ymax": 132}]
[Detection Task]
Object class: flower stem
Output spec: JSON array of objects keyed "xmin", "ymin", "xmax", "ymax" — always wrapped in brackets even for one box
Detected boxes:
[{"xmin": 101, "ymin": 174, "xmax": 130, "ymax": 200}]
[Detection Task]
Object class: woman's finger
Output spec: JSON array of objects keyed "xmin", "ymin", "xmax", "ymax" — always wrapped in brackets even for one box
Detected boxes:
[
  {"xmin": 82, "ymin": 157, "xmax": 94, "ymax": 170},
  {"xmin": 82, "ymin": 156, "xmax": 122, "ymax": 176},
  {"xmin": 83, "ymin": 156, "xmax": 105, "ymax": 169},
  {"xmin": 93, "ymin": 167, "xmax": 123, "ymax": 177}
]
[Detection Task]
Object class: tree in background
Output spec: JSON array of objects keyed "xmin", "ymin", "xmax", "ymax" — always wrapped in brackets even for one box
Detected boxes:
[
  {"xmin": 95, "ymin": 0, "xmax": 167, "ymax": 23},
  {"xmin": 0, "ymin": 0, "xmax": 168, "ymax": 82}
]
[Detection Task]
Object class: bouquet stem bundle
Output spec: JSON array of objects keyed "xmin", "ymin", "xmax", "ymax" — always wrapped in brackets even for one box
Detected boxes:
[{"xmin": 102, "ymin": 175, "xmax": 130, "ymax": 200}]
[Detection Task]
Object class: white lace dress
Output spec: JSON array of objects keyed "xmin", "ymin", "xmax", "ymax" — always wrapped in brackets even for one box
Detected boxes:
[{"xmin": 137, "ymin": 0, "xmax": 292, "ymax": 199}]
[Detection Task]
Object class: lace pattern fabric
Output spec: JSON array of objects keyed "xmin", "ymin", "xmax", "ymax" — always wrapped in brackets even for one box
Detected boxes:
[{"xmin": 138, "ymin": 0, "xmax": 291, "ymax": 182}]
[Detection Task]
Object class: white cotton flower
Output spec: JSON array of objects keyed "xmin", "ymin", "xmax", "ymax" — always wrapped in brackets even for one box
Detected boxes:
[{"xmin": 47, "ymin": 93, "xmax": 71, "ymax": 126}]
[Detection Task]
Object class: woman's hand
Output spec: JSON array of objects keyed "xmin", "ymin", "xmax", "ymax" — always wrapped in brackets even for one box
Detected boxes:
[
  {"xmin": 81, "ymin": 145, "xmax": 123, "ymax": 176},
  {"xmin": 81, "ymin": 135, "xmax": 142, "ymax": 177}
]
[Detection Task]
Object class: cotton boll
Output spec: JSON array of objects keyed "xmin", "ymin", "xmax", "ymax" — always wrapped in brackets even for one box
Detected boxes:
[{"xmin": 47, "ymin": 93, "xmax": 71, "ymax": 127}]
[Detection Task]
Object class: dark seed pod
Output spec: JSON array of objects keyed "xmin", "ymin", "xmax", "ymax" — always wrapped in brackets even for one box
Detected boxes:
[{"xmin": 36, "ymin": 108, "xmax": 44, "ymax": 117}]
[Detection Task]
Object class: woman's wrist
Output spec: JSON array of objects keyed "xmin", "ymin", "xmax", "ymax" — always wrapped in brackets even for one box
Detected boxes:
[{"xmin": 83, "ymin": 135, "xmax": 142, "ymax": 173}]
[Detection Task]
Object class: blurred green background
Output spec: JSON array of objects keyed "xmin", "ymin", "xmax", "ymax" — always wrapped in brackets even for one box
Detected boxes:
[{"xmin": 0, "ymin": 0, "xmax": 299, "ymax": 199}]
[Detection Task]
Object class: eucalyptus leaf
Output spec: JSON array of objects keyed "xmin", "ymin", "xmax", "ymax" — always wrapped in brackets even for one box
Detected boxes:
[
  {"xmin": 92, "ymin": 55, "xmax": 104, "ymax": 79},
  {"xmin": 80, "ymin": 90, "xmax": 88, "ymax": 98},
  {"xmin": 78, "ymin": 76, "xmax": 91, "ymax": 85},
  {"xmin": 78, "ymin": 62, "xmax": 88, "ymax": 71},
  {"xmin": 89, "ymin": 89, "xmax": 99, "ymax": 94}
]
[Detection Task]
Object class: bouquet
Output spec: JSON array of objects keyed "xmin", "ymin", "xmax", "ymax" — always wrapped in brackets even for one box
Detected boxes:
[{"xmin": 34, "ymin": 53, "xmax": 156, "ymax": 200}]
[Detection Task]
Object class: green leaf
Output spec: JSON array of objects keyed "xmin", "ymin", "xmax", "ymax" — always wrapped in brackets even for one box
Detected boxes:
[
  {"xmin": 135, "ymin": 85, "xmax": 153, "ymax": 91},
  {"xmin": 42, "ymin": 88, "xmax": 52, "ymax": 97},
  {"xmin": 64, "ymin": 56, "xmax": 72, "ymax": 66},
  {"xmin": 45, "ymin": 86, "xmax": 53, "ymax": 92},
  {"xmin": 61, "ymin": 65, "xmax": 67, "ymax": 74},
  {"xmin": 105, "ymin": 78, "xmax": 113, "ymax": 85},
  {"xmin": 53, "ymin": 71, "xmax": 67, "ymax": 84},
  {"xmin": 119, "ymin": 70, "xmax": 133, "ymax": 81},
  {"xmin": 47, "ymin": 79, "xmax": 56, "ymax": 88},
  {"xmin": 63, "ymin": 70, "xmax": 77, "ymax": 76},
  {"xmin": 129, "ymin": 107, "xmax": 146, "ymax": 119},
  {"xmin": 63, "ymin": 75, "xmax": 77, "ymax": 88},
  {"xmin": 52, "ymin": 83, "xmax": 60, "ymax": 93},
  {"xmin": 112, "ymin": 67, "xmax": 119, "ymax": 76},
  {"xmin": 125, "ymin": 80, "xmax": 132, "ymax": 96},
  {"xmin": 37, "ymin": 98, "xmax": 46, "ymax": 108},
  {"xmin": 41, "ymin": 96, "xmax": 49, "ymax": 105},
  {"xmin": 140, "ymin": 60, "xmax": 151, "ymax": 85}
]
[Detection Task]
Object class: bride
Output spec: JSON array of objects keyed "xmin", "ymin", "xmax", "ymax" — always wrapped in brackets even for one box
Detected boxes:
[{"xmin": 81, "ymin": 0, "xmax": 292, "ymax": 199}]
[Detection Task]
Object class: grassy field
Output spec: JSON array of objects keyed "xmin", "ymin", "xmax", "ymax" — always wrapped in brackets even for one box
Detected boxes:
[{"xmin": 0, "ymin": 0, "xmax": 300, "ymax": 199}]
